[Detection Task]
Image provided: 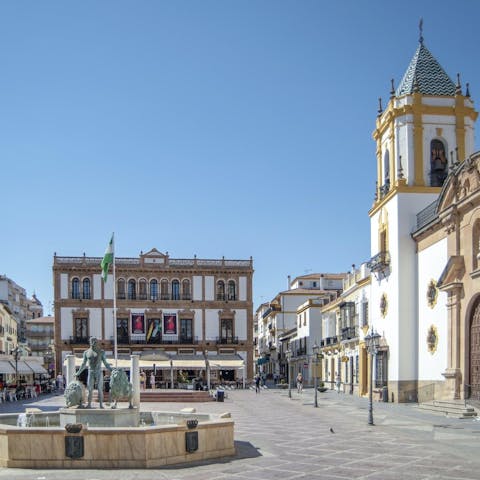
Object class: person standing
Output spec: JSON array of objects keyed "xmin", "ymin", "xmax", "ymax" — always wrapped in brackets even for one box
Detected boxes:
[
  {"xmin": 296, "ymin": 372, "xmax": 303, "ymax": 393},
  {"xmin": 150, "ymin": 371, "xmax": 156, "ymax": 389},
  {"xmin": 255, "ymin": 373, "xmax": 261, "ymax": 393},
  {"xmin": 335, "ymin": 372, "xmax": 341, "ymax": 393}
]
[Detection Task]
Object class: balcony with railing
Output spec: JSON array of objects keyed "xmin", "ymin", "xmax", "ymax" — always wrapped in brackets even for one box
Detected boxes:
[
  {"xmin": 114, "ymin": 336, "xmax": 199, "ymax": 345},
  {"xmin": 415, "ymin": 199, "xmax": 439, "ymax": 232},
  {"xmin": 294, "ymin": 346, "xmax": 307, "ymax": 357},
  {"xmin": 321, "ymin": 336, "xmax": 338, "ymax": 346},
  {"xmin": 216, "ymin": 336, "xmax": 239, "ymax": 345},
  {"xmin": 69, "ymin": 336, "xmax": 89, "ymax": 344},
  {"xmin": 367, "ymin": 251, "xmax": 390, "ymax": 273},
  {"xmin": 341, "ymin": 326, "xmax": 358, "ymax": 341}
]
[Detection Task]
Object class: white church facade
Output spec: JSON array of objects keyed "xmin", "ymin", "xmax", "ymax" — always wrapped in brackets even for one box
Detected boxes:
[{"xmin": 368, "ymin": 32, "xmax": 479, "ymax": 403}]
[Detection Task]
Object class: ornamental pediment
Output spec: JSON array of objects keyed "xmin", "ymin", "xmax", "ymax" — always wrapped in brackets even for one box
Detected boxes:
[
  {"xmin": 140, "ymin": 248, "xmax": 169, "ymax": 265},
  {"xmin": 438, "ymin": 152, "xmax": 480, "ymax": 213}
]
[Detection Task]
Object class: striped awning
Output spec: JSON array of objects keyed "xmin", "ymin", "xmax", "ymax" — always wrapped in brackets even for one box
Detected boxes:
[
  {"xmin": 14, "ymin": 360, "xmax": 35, "ymax": 374},
  {"xmin": 139, "ymin": 360, "xmax": 171, "ymax": 369},
  {"xmin": 24, "ymin": 361, "xmax": 48, "ymax": 374},
  {"xmin": 171, "ymin": 359, "xmax": 206, "ymax": 369},
  {"xmin": 209, "ymin": 358, "xmax": 245, "ymax": 369},
  {"xmin": 0, "ymin": 360, "xmax": 16, "ymax": 374}
]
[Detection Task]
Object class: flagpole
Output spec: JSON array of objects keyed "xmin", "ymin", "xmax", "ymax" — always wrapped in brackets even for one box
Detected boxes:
[{"xmin": 112, "ymin": 233, "xmax": 118, "ymax": 368}]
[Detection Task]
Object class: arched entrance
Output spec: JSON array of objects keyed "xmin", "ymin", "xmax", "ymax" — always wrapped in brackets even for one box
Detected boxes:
[{"xmin": 469, "ymin": 298, "xmax": 480, "ymax": 400}]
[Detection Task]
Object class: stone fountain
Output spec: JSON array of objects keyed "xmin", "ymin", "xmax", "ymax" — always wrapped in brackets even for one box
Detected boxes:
[{"xmin": 0, "ymin": 345, "xmax": 234, "ymax": 468}]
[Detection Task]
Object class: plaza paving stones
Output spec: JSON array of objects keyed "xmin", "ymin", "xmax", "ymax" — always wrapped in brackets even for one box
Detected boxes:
[{"xmin": 1, "ymin": 387, "xmax": 480, "ymax": 479}]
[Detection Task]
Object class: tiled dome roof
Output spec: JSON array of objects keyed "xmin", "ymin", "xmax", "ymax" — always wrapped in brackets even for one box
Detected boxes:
[{"xmin": 396, "ymin": 41, "xmax": 456, "ymax": 96}]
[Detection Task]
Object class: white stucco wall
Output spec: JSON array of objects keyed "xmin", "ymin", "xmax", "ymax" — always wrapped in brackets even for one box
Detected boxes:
[
  {"xmin": 417, "ymin": 237, "xmax": 448, "ymax": 380},
  {"xmin": 193, "ymin": 309, "xmax": 203, "ymax": 340},
  {"xmin": 193, "ymin": 276, "xmax": 203, "ymax": 301},
  {"xmin": 239, "ymin": 276, "xmax": 247, "ymax": 301},
  {"xmin": 234, "ymin": 309, "xmax": 247, "ymax": 340},
  {"xmin": 103, "ymin": 308, "xmax": 114, "ymax": 340},
  {"xmin": 93, "ymin": 274, "xmax": 102, "ymax": 300},
  {"xmin": 205, "ymin": 309, "xmax": 219, "ymax": 339},
  {"xmin": 370, "ymin": 192, "xmax": 439, "ymax": 382},
  {"xmin": 103, "ymin": 275, "xmax": 114, "ymax": 300},
  {"xmin": 204, "ymin": 276, "xmax": 214, "ymax": 301},
  {"xmin": 60, "ymin": 307, "xmax": 73, "ymax": 339},
  {"xmin": 60, "ymin": 274, "xmax": 68, "ymax": 299},
  {"xmin": 87, "ymin": 308, "xmax": 102, "ymax": 339}
]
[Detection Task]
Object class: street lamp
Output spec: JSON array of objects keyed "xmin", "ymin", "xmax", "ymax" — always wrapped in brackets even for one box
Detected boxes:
[
  {"xmin": 285, "ymin": 348, "xmax": 292, "ymax": 399},
  {"xmin": 312, "ymin": 341, "xmax": 320, "ymax": 408},
  {"xmin": 365, "ymin": 328, "xmax": 381, "ymax": 425},
  {"xmin": 11, "ymin": 346, "xmax": 21, "ymax": 386}
]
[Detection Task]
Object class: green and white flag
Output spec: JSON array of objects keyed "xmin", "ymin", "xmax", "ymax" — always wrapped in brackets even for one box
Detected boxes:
[{"xmin": 101, "ymin": 234, "xmax": 114, "ymax": 282}]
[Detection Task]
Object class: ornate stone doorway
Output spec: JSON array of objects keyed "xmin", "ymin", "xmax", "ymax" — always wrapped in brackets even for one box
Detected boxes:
[{"xmin": 469, "ymin": 299, "xmax": 480, "ymax": 400}]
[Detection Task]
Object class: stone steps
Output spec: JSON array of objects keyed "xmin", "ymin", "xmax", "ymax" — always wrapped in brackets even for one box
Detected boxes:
[
  {"xmin": 94, "ymin": 390, "xmax": 213, "ymax": 403},
  {"xmin": 417, "ymin": 400, "xmax": 478, "ymax": 418}
]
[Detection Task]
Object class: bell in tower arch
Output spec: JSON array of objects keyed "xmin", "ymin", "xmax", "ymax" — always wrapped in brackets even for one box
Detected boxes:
[{"xmin": 430, "ymin": 139, "xmax": 448, "ymax": 187}]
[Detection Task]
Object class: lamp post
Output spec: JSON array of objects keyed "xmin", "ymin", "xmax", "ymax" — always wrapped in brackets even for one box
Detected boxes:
[
  {"xmin": 312, "ymin": 341, "xmax": 320, "ymax": 408},
  {"xmin": 11, "ymin": 346, "xmax": 20, "ymax": 386},
  {"xmin": 285, "ymin": 348, "xmax": 292, "ymax": 399},
  {"xmin": 365, "ymin": 328, "xmax": 381, "ymax": 425}
]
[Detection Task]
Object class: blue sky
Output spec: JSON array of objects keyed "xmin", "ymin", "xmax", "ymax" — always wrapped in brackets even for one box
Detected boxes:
[{"xmin": 1, "ymin": 1, "xmax": 479, "ymax": 314}]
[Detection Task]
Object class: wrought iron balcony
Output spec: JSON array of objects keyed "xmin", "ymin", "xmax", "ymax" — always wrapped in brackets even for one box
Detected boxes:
[
  {"xmin": 69, "ymin": 336, "xmax": 89, "ymax": 344},
  {"xmin": 216, "ymin": 336, "xmax": 239, "ymax": 345},
  {"xmin": 367, "ymin": 251, "xmax": 390, "ymax": 273},
  {"xmin": 341, "ymin": 326, "xmax": 358, "ymax": 341}
]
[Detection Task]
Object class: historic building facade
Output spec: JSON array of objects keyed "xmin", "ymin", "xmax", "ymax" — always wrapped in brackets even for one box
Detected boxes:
[
  {"xmin": 368, "ymin": 33, "xmax": 478, "ymax": 402},
  {"xmin": 53, "ymin": 249, "xmax": 254, "ymax": 384}
]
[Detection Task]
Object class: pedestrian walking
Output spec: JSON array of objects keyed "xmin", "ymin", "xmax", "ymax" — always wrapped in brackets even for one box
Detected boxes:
[
  {"xmin": 296, "ymin": 372, "xmax": 303, "ymax": 393},
  {"xmin": 255, "ymin": 374, "xmax": 261, "ymax": 393},
  {"xmin": 335, "ymin": 372, "xmax": 341, "ymax": 393}
]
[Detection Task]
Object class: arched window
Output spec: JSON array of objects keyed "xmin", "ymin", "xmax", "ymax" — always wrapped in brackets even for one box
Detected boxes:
[
  {"xmin": 82, "ymin": 278, "xmax": 91, "ymax": 300},
  {"xmin": 430, "ymin": 139, "xmax": 448, "ymax": 187},
  {"xmin": 128, "ymin": 279, "xmax": 136, "ymax": 300},
  {"xmin": 172, "ymin": 280, "xmax": 180, "ymax": 300},
  {"xmin": 161, "ymin": 279, "xmax": 169, "ymax": 300},
  {"xmin": 473, "ymin": 220, "xmax": 480, "ymax": 271},
  {"xmin": 227, "ymin": 280, "xmax": 236, "ymax": 301},
  {"xmin": 138, "ymin": 279, "xmax": 147, "ymax": 300},
  {"xmin": 150, "ymin": 279, "xmax": 158, "ymax": 301},
  {"xmin": 71, "ymin": 278, "xmax": 80, "ymax": 299},
  {"xmin": 216, "ymin": 280, "xmax": 225, "ymax": 301},
  {"xmin": 380, "ymin": 150, "xmax": 390, "ymax": 198},
  {"xmin": 117, "ymin": 279, "xmax": 126, "ymax": 300},
  {"xmin": 182, "ymin": 279, "xmax": 191, "ymax": 300}
]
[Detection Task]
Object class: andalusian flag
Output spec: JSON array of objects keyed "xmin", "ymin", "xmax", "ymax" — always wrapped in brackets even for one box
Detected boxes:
[{"xmin": 101, "ymin": 234, "xmax": 114, "ymax": 282}]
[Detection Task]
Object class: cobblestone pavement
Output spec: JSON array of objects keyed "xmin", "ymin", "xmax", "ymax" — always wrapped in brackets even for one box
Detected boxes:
[{"xmin": 1, "ymin": 387, "xmax": 480, "ymax": 479}]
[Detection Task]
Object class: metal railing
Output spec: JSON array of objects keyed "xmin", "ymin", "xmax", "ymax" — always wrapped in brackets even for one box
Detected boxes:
[
  {"xmin": 340, "ymin": 326, "xmax": 358, "ymax": 341},
  {"xmin": 69, "ymin": 336, "xmax": 89, "ymax": 344},
  {"xmin": 216, "ymin": 336, "xmax": 239, "ymax": 345}
]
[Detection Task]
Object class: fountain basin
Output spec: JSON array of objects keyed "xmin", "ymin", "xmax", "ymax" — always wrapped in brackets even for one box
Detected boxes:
[{"xmin": 0, "ymin": 410, "xmax": 234, "ymax": 468}]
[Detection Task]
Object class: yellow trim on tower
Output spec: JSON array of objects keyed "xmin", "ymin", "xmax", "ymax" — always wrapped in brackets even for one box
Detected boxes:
[{"xmin": 412, "ymin": 91, "xmax": 424, "ymax": 186}]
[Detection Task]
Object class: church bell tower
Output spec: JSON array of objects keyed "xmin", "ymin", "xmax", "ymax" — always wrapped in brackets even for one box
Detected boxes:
[{"xmin": 367, "ymin": 26, "xmax": 478, "ymax": 402}]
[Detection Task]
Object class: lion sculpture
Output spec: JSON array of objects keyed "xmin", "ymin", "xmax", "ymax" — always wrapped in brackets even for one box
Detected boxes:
[
  {"xmin": 64, "ymin": 380, "xmax": 85, "ymax": 408},
  {"xmin": 109, "ymin": 368, "xmax": 133, "ymax": 409}
]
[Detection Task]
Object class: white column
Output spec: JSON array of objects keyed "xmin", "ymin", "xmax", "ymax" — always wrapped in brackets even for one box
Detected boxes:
[
  {"xmin": 131, "ymin": 355, "xmax": 140, "ymax": 408},
  {"xmin": 66, "ymin": 355, "xmax": 76, "ymax": 386}
]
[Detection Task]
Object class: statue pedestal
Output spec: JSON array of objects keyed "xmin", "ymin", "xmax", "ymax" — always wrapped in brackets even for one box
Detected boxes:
[{"xmin": 59, "ymin": 407, "xmax": 139, "ymax": 428}]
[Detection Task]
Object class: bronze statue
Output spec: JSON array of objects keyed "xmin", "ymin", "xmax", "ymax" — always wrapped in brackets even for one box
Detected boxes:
[{"xmin": 75, "ymin": 337, "xmax": 112, "ymax": 408}]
